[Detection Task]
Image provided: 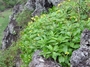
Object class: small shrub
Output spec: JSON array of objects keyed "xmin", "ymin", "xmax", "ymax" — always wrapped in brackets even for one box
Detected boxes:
[
  {"xmin": 18, "ymin": 0, "xmax": 90, "ymax": 67},
  {"xmin": 16, "ymin": 9, "xmax": 32, "ymax": 27},
  {"xmin": 0, "ymin": 44, "xmax": 19, "ymax": 67}
]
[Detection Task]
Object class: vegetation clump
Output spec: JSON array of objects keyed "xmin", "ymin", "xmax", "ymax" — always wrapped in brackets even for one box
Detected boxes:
[
  {"xmin": 18, "ymin": 0, "xmax": 90, "ymax": 67},
  {"xmin": 16, "ymin": 10, "xmax": 32, "ymax": 27},
  {"xmin": 0, "ymin": 45, "xmax": 18, "ymax": 67}
]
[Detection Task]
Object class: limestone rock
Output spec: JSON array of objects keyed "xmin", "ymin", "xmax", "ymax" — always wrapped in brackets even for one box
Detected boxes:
[
  {"xmin": 1, "ymin": 3, "xmax": 23, "ymax": 50},
  {"xmin": 29, "ymin": 50, "xmax": 61, "ymax": 67},
  {"xmin": 80, "ymin": 29, "xmax": 90, "ymax": 47},
  {"xmin": 48, "ymin": 0, "xmax": 63, "ymax": 6},
  {"xmin": 25, "ymin": 0, "xmax": 36, "ymax": 11},
  {"xmin": 9, "ymin": 4, "xmax": 23, "ymax": 21},
  {"xmin": 25, "ymin": 0, "xmax": 63, "ymax": 16},
  {"xmin": 1, "ymin": 20, "xmax": 21, "ymax": 50},
  {"xmin": 70, "ymin": 29, "xmax": 90, "ymax": 67}
]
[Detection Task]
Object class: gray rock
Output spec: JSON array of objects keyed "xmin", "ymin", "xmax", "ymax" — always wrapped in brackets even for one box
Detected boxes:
[
  {"xmin": 8, "ymin": 23, "xmax": 14, "ymax": 34},
  {"xmin": 1, "ymin": 20, "xmax": 21, "ymax": 50},
  {"xmin": 1, "ymin": 3, "xmax": 23, "ymax": 50},
  {"xmin": 9, "ymin": 4, "xmax": 23, "ymax": 21},
  {"xmin": 25, "ymin": 0, "xmax": 63, "ymax": 16},
  {"xmin": 32, "ymin": 0, "xmax": 46, "ymax": 16},
  {"xmin": 25, "ymin": 0, "xmax": 36, "ymax": 11},
  {"xmin": 29, "ymin": 50, "xmax": 61, "ymax": 67},
  {"xmin": 70, "ymin": 29, "xmax": 90, "ymax": 67},
  {"xmin": 80, "ymin": 29, "xmax": 90, "ymax": 47},
  {"xmin": 48, "ymin": 0, "xmax": 63, "ymax": 6}
]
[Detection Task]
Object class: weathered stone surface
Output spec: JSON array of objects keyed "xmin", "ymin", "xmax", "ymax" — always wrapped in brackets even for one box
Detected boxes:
[
  {"xmin": 25, "ymin": 0, "xmax": 63, "ymax": 16},
  {"xmin": 29, "ymin": 50, "xmax": 62, "ymax": 67},
  {"xmin": 32, "ymin": 0, "xmax": 46, "ymax": 16},
  {"xmin": 1, "ymin": 20, "xmax": 21, "ymax": 50},
  {"xmin": 1, "ymin": 4, "xmax": 23, "ymax": 50},
  {"xmin": 70, "ymin": 29, "xmax": 90, "ymax": 67},
  {"xmin": 80, "ymin": 29, "xmax": 90, "ymax": 47},
  {"xmin": 48, "ymin": 0, "xmax": 63, "ymax": 6},
  {"xmin": 9, "ymin": 4, "xmax": 23, "ymax": 21},
  {"xmin": 25, "ymin": 0, "xmax": 36, "ymax": 11}
]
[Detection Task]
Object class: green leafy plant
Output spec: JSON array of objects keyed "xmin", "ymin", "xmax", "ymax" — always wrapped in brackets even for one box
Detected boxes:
[{"xmin": 18, "ymin": 0, "xmax": 90, "ymax": 67}]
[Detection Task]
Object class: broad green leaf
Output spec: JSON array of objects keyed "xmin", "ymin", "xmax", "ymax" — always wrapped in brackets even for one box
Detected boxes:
[
  {"xmin": 62, "ymin": 46, "xmax": 68, "ymax": 53},
  {"xmin": 47, "ymin": 45, "xmax": 53, "ymax": 51},
  {"xmin": 59, "ymin": 56, "xmax": 65, "ymax": 63},
  {"xmin": 54, "ymin": 46, "xmax": 59, "ymax": 51}
]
